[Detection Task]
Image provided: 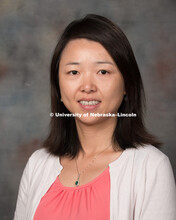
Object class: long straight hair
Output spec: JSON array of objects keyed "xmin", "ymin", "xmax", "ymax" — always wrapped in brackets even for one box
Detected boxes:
[{"xmin": 43, "ymin": 14, "xmax": 161, "ymax": 158}]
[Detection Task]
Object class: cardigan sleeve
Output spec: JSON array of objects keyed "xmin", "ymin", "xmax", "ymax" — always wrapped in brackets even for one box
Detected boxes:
[
  {"xmin": 13, "ymin": 149, "xmax": 56, "ymax": 220},
  {"xmin": 13, "ymin": 149, "xmax": 42, "ymax": 220},
  {"xmin": 14, "ymin": 158, "xmax": 31, "ymax": 220},
  {"xmin": 139, "ymin": 156, "xmax": 176, "ymax": 220}
]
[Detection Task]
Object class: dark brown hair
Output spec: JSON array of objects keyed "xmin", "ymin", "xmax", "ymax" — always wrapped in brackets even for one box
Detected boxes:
[{"xmin": 43, "ymin": 14, "xmax": 161, "ymax": 158}]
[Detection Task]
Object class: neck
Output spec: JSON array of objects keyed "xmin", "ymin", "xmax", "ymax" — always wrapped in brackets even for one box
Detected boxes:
[{"xmin": 75, "ymin": 117, "xmax": 118, "ymax": 157}]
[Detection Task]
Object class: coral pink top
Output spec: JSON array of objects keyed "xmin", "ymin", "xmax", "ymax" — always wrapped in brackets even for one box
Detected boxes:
[{"xmin": 34, "ymin": 166, "xmax": 110, "ymax": 220}]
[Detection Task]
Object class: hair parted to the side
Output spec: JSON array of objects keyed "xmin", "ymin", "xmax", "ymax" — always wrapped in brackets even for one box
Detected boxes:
[{"xmin": 42, "ymin": 14, "xmax": 161, "ymax": 158}]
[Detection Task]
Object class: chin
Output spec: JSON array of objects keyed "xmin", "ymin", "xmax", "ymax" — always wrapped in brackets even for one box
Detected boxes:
[{"xmin": 75, "ymin": 115, "xmax": 110, "ymax": 126}]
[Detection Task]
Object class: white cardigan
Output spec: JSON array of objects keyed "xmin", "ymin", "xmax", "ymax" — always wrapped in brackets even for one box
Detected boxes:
[{"xmin": 14, "ymin": 145, "xmax": 176, "ymax": 220}]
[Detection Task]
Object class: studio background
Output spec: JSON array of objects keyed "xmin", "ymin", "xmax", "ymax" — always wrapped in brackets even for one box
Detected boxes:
[{"xmin": 0, "ymin": 0, "xmax": 175, "ymax": 219}]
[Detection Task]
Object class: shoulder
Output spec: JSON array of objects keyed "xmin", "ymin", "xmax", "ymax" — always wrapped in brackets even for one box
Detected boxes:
[
  {"xmin": 113, "ymin": 144, "xmax": 172, "ymax": 177},
  {"xmin": 28, "ymin": 148, "xmax": 52, "ymax": 163},
  {"xmin": 133, "ymin": 146, "xmax": 176, "ymax": 211},
  {"xmin": 110, "ymin": 144, "xmax": 169, "ymax": 170},
  {"xmin": 26, "ymin": 148, "xmax": 59, "ymax": 174},
  {"xmin": 130, "ymin": 145, "xmax": 174, "ymax": 179},
  {"xmin": 29, "ymin": 148, "xmax": 51, "ymax": 160},
  {"xmin": 134, "ymin": 144, "xmax": 168, "ymax": 165}
]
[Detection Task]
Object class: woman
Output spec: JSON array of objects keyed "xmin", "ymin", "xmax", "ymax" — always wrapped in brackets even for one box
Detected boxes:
[{"xmin": 14, "ymin": 14, "xmax": 176, "ymax": 220}]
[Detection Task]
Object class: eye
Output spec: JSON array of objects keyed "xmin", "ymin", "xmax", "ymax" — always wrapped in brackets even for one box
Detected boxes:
[
  {"xmin": 68, "ymin": 70, "xmax": 79, "ymax": 75},
  {"xmin": 98, "ymin": 70, "xmax": 109, "ymax": 75}
]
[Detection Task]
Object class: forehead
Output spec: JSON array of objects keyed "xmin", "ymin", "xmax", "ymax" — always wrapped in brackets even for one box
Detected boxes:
[{"xmin": 60, "ymin": 38, "xmax": 115, "ymax": 63}]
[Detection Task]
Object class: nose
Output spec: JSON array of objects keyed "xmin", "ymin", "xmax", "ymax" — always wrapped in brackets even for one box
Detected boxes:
[{"xmin": 80, "ymin": 72, "xmax": 97, "ymax": 93}]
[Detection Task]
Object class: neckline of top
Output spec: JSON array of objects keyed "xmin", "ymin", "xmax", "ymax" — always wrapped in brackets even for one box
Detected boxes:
[
  {"xmin": 56, "ymin": 147, "xmax": 131, "ymax": 172},
  {"xmin": 56, "ymin": 166, "xmax": 109, "ymax": 190},
  {"xmin": 53, "ymin": 148, "xmax": 132, "ymax": 190}
]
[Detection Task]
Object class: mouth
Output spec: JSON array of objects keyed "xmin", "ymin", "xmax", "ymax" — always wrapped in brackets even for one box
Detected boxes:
[
  {"xmin": 78, "ymin": 99, "xmax": 101, "ymax": 110},
  {"xmin": 78, "ymin": 100, "xmax": 101, "ymax": 106}
]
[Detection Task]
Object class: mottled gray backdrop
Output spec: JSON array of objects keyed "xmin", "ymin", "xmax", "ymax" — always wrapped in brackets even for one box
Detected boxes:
[{"xmin": 0, "ymin": 0, "xmax": 176, "ymax": 219}]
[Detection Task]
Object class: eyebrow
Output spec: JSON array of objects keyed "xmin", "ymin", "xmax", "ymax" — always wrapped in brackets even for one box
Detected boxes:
[
  {"xmin": 66, "ymin": 62, "xmax": 80, "ymax": 65},
  {"xmin": 65, "ymin": 61, "xmax": 114, "ymax": 66},
  {"xmin": 96, "ymin": 61, "xmax": 114, "ymax": 65}
]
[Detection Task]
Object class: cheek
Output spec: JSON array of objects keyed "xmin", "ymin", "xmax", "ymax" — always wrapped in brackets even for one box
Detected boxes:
[
  {"xmin": 105, "ymin": 79, "xmax": 125, "ymax": 99},
  {"xmin": 59, "ymin": 76, "xmax": 77, "ymax": 102},
  {"xmin": 59, "ymin": 75, "xmax": 69, "ymax": 94},
  {"xmin": 104, "ymin": 79, "xmax": 125, "ymax": 110},
  {"xmin": 59, "ymin": 78, "xmax": 73, "ymax": 112},
  {"xmin": 59, "ymin": 76, "xmax": 70, "ymax": 102}
]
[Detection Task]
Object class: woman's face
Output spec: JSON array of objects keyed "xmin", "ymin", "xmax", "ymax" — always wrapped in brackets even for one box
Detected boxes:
[{"xmin": 59, "ymin": 38, "xmax": 125, "ymax": 124}]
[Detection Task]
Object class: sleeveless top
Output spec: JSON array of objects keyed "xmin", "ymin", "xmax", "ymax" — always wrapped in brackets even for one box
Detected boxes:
[{"xmin": 34, "ymin": 166, "xmax": 110, "ymax": 220}]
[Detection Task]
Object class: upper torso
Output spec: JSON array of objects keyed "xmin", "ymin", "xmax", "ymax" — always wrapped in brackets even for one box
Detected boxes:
[
  {"xmin": 14, "ymin": 144, "xmax": 176, "ymax": 220},
  {"xmin": 34, "ymin": 166, "xmax": 111, "ymax": 220},
  {"xmin": 58, "ymin": 147, "xmax": 123, "ymax": 187}
]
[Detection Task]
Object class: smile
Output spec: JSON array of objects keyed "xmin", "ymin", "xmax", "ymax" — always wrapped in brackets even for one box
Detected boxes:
[{"xmin": 79, "ymin": 100, "xmax": 100, "ymax": 105}]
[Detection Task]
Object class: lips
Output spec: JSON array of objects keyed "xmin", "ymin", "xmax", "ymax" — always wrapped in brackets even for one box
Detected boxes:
[
  {"xmin": 78, "ymin": 99, "xmax": 101, "ymax": 110},
  {"xmin": 79, "ymin": 100, "xmax": 100, "ymax": 106}
]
